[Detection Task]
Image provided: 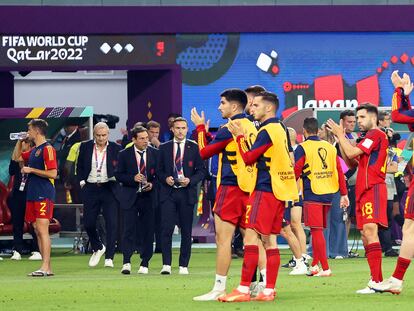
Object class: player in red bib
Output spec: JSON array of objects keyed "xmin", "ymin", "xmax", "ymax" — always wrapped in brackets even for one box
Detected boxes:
[
  {"xmin": 17, "ymin": 119, "xmax": 58, "ymax": 277},
  {"xmin": 369, "ymin": 71, "xmax": 414, "ymax": 294},
  {"xmin": 327, "ymin": 104, "xmax": 388, "ymax": 294}
]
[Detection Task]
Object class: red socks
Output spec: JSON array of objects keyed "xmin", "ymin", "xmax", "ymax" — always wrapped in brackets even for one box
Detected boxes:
[
  {"xmin": 240, "ymin": 245, "xmax": 259, "ymax": 286},
  {"xmin": 365, "ymin": 242, "xmax": 383, "ymax": 283},
  {"xmin": 311, "ymin": 228, "xmax": 329, "ymax": 270},
  {"xmin": 392, "ymin": 257, "xmax": 411, "ymax": 281},
  {"xmin": 266, "ymin": 248, "xmax": 280, "ymax": 289}
]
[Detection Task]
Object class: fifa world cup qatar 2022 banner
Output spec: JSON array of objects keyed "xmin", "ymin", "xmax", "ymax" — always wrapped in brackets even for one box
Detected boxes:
[{"xmin": 179, "ymin": 32, "xmax": 414, "ymax": 127}]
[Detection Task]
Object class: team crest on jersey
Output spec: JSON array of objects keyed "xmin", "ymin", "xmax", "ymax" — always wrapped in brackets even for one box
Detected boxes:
[{"xmin": 35, "ymin": 149, "xmax": 41, "ymax": 157}]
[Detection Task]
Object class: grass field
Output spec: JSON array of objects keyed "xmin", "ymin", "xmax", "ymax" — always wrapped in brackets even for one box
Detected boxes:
[{"xmin": 0, "ymin": 248, "xmax": 412, "ymax": 311}]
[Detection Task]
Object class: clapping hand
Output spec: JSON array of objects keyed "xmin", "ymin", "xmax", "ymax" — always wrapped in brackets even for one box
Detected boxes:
[
  {"xmin": 402, "ymin": 73, "xmax": 414, "ymax": 96},
  {"xmin": 191, "ymin": 108, "xmax": 205, "ymax": 127},
  {"xmin": 326, "ymin": 119, "xmax": 345, "ymax": 137},
  {"xmin": 227, "ymin": 119, "xmax": 244, "ymax": 137}
]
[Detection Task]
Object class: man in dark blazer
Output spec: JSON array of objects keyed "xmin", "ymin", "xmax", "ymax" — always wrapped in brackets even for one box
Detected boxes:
[
  {"xmin": 77, "ymin": 122, "xmax": 121, "ymax": 268},
  {"xmin": 115, "ymin": 126, "xmax": 158, "ymax": 275},
  {"xmin": 157, "ymin": 117, "xmax": 206, "ymax": 275}
]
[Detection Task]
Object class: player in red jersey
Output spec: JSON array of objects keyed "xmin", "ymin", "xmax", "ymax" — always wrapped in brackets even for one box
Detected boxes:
[
  {"xmin": 327, "ymin": 104, "xmax": 388, "ymax": 294},
  {"xmin": 370, "ymin": 71, "xmax": 414, "ymax": 294},
  {"xmin": 16, "ymin": 119, "xmax": 58, "ymax": 276}
]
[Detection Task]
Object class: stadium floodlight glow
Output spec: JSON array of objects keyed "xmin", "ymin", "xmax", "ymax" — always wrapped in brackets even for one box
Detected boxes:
[
  {"xmin": 113, "ymin": 43, "xmax": 123, "ymax": 53},
  {"xmin": 100, "ymin": 43, "xmax": 111, "ymax": 54}
]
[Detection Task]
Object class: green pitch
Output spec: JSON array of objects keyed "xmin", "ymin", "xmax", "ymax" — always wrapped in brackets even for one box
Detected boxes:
[{"xmin": 0, "ymin": 248, "xmax": 412, "ymax": 311}]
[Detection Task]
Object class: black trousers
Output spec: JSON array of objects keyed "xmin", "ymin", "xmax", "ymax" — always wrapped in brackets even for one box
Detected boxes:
[
  {"xmin": 161, "ymin": 188, "xmax": 194, "ymax": 267},
  {"xmin": 82, "ymin": 183, "xmax": 118, "ymax": 259},
  {"xmin": 7, "ymin": 190, "xmax": 39, "ymax": 253},
  {"xmin": 379, "ymin": 200, "xmax": 394, "ymax": 253},
  {"xmin": 154, "ymin": 202, "xmax": 162, "ymax": 251},
  {"xmin": 122, "ymin": 194, "xmax": 155, "ymax": 267}
]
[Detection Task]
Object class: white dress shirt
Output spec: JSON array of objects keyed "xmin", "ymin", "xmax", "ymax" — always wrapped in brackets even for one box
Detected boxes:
[{"xmin": 87, "ymin": 142, "xmax": 109, "ymax": 183}]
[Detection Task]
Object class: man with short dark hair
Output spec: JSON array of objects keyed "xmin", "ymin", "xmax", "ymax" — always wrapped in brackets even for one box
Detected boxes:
[
  {"xmin": 295, "ymin": 117, "xmax": 348, "ymax": 276},
  {"xmin": 328, "ymin": 103, "xmax": 389, "ymax": 294},
  {"xmin": 115, "ymin": 126, "xmax": 158, "ymax": 275},
  {"xmin": 220, "ymin": 91, "xmax": 299, "ymax": 302},
  {"xmin": 16, "ymin": 119, "xmax": 58, "ymax": 276},
  {"xmin": 146, "ymin": 120, "xmax": 161, "ymax": 148},
  {"xmin": 157, "ymin": 117, "xmax": 206, "ymax": 275},
  {"xmin": 244, "ymin": 85, "xmax": 266, "ymax": 116}
]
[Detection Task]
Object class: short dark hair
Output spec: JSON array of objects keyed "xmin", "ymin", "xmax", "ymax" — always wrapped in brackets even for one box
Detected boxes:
[
  {"xmin": 340, "ymin": 110, "xmax": 355, "ymax": 120},
  {"xmin": 356, "ymin": 103, "xmax": 379, "ymax": 119},
  {"xmin": 146, "ymin": 120, "xmax": 160, "ymax": 129},
  {"xmin": 244, "ymin": 85, "xmax": 266, "ymax": 96},
  {"xmin": 172, "ymin": 117, "xmax": 188, "ymax": 125},
  {"xmin": 168, "ymin": 113, "xmax": 181, "ymax": 119},
  {"xmin": 378, "ymin": 111, "xmax": 390, "ymax": 122},
  {"xmin": 28, "ymin": 119, "xmax": 48, "ymax": 136},
  {"xmin": 220, "ymin": 88, "xmax": 248, "ymax": 110},
  {"xmin": 303, "ymin": 117, "xmax": 319, "ymax": 135},
  {"xmin": 256, "ymin": 91, "xmax": 279, "ymax": 110},
  {"xmin": 131, "ymin": 126, "xmax": 148, "ymax": 139}
]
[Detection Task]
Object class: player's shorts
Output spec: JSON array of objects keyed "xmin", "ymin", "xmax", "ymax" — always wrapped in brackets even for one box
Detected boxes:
[
  {"xmin": 404, "ymin": 179, "xmax": 414, "ymax": 220},
  {"xmin": 25, "ymin": 199, "xmax": 54, "ymax": 223},
  {"xmin": 356, "ymin": 183, "xmax": 388, "ymax": 230},
  {"xmin": 303, "ymin": 201, "xmax": 330, "ymax": 229},
  {"xmin": 213, "ymin": 185, "xmax": 249, "ymax": 228},
  {"xmin": 244, "ymin": 190, "xmax": 285, "ymax": 235}
]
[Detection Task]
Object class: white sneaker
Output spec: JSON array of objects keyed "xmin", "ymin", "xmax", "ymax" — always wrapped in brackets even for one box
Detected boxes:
[
  {"xmin": 179, "ymin": 266, "xmax": 189, "ymax": 275},
  {"xmin": 356, "ymin": 280, "xmax": 381, "ymax": 294},
  {"xmin": 314, "ymin": 269, "xmax": 332, "ymax": 277},
  {"xmin": 138, "ymin": 266, "xmax": 149, "ymax": 274},
  {"xmin": 370, "ymin": 277, "xmax": 403, "ymax": 295},
  {"xmin": 306, "ymin": 265, "xmax": 320, "ymax": 276},
  {"xmin": 121, "ymin": 263, "xmax": 131, "ymax": 275},
  {"xmin": 0, "ymin": 257, "xmax": 3, "ymax": 261},
  {"xmin": 290, "ymin": 260, "xmax": 308, "ymax": 275},
  {"xmin": 160, "ymin": 265, "xmax": 171, "ymax": 275},
  {"xmin": 28, "ymin": 252, "xmax": 42, "ymax": 261},
  {"xmin": 334, "ymin": 256, "xmax": 344, "ymax": 259},
  {"xmin": 88, "ymin": 245, "xmax": 106, "ymax": 267},
  {"xmin": 10, "ymin": 251, "xmax": 22, "ymax": 261},
  {"xmin": 193, "ymin": 289, "xmax": 226, "ymax": 301},
  {"xmin": 104, "ymin": 259, "xmax": 114, "ymax": 268}
]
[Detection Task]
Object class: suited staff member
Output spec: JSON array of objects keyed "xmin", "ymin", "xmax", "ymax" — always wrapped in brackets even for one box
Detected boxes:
[
  {"xmin": 158, "ymin": 117, "xmax": 206, "ymax": 275},
  {"xmin": 115, "ymin": 126, "xmax": 158, "ymax": 275},
  {"xmin": 77, "ymin": 122, "xmax": 122, "ymax": 268}
]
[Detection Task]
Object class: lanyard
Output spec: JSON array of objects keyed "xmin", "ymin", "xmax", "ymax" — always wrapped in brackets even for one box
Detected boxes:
[{"xmin": 94, "ymin": 144, "xmax": 107, "ymax": 173}]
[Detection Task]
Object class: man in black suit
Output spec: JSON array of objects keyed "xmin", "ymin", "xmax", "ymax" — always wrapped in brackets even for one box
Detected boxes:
[
  {"xmin": 77, "ymin": 122, "xmax": 121, "ymax": 268},
  {"xmin": 115, "ymin": 126, "xmax": 158, "ymax": 275},
  {"xmin": 158, "ymin": 117, "xmax": 206, "ymax": 275}
]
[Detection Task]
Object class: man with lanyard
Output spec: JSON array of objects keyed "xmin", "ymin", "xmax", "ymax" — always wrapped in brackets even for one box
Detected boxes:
[
  {"xmin": 327, "ymin": 103, "xmax": 388, "ymax": 294},
  {"xmin": 369, "ymin": 71, "xmax": 414, "ymax": 294},
  {"xmin": 17, "ymin": 119, "xmax": 58, "ymax": 276},
  {"xmin": 77, "ymin": 122, "xmax": 121, "ymax": 268},
  {"xmin": 295, "ymin": 117, "xmax": 348, "ymax": 277},
  {"xmin": 220, "ymin": 91, "xmax": 299, "ymax": 302},
  {"xmin": 191, "ymin": 88, "xmax": 259, "ymax": 301}
]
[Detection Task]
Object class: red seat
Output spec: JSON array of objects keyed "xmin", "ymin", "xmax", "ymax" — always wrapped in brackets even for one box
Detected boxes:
[{"xmin": 0, "ymin": 180, "xmax": 61, "ymax": 235}]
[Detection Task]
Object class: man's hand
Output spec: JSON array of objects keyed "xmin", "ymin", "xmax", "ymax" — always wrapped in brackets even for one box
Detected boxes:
[
  {"xmin": 403, "ymin": 73, "xmax": 414, "ymax": 96},
  {"xmin": 179, "ymin": 177, "xmax": 190, "ymax": 187},
  {"xmin": 134, "ymin": 173, "xmax": 146, "ymax": 183},
  {"xmin": 227, "ymin": 119, "xmax": 244, "ymax": 137},
  {"xmin": 143, "ymin": 182, "xmax": 153, "ymax": 192},
  {"xmin": 21, "ymin": 166, "xmax": 32, "ymax": 174},
  {"xmin": 340, "ymin": 195, "xmax": 350, "ymax": 208},
  {"xmin": 150, "ymin": 137, "xmax": 161, "ymax": 148},
  {"xmin": 391, "ymin": 70, "xmax": 405, "ymax": 89},
  {"xmin": 166, "ymin": 176, "xmax": 175, "ymax": 186},
  {"xmin": 326, "ymin": 119, "xmax": 345, "ymax": 137},
  {"xmin": 190, "ymin": 107, "xmax": 206, "ymax": 127}
]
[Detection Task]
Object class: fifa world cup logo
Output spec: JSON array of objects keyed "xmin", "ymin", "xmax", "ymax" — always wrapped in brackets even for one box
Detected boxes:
[{"xmin": 318, "ymin": 147, "xmax": 328, "ymax": 169}]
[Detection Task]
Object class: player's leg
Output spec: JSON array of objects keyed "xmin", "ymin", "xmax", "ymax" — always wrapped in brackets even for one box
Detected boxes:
[
  {"xmin": 290, "ymin": 205, "xmax": 307, "ymax": 258},
  {"xmin": 35, "ymin": 218, "xmax": 52, "ymax": 273},
  {"xmin": 281, "ymin": 225, "xmax": 307, "ymax": 275}
]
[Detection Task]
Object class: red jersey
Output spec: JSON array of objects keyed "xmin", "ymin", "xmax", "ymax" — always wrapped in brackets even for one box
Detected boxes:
[{"xmin": 355, "ymin": 128, "xmax": 388, "ymax": 199}]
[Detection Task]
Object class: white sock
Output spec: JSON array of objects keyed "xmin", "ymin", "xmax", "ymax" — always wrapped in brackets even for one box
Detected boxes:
[
  {"xmin": 213, "ymin": 274, "xmax": 227, "ymax": 291},
  {"xmin": 236, "ymin": 285, "xmax": 250, "ymax": 294},
  {"xmin": 263, "ymin": 288, "xmax": 274, "ymax": 296},
  {"xmin": 260, "ymin": 269, "xmax": 266, "ymax": 285}
]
